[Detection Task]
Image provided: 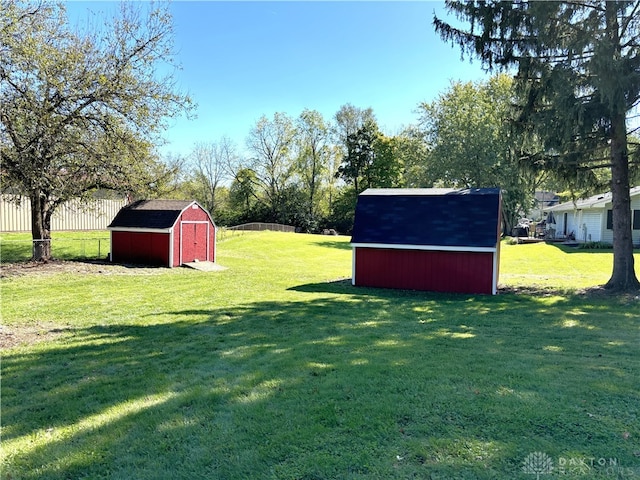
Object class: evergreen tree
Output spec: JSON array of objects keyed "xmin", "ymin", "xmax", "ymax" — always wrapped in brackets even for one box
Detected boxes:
[{"xmin": 435, "ymin": 0, "xmax": 640, "ymax": 291}]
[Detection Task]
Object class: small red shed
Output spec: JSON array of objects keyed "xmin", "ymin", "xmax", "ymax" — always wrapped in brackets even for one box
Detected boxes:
[
  {"xmin": 108, "ymin": 200, "xmax": 216, "ymax": 267},
  {"xmin": 351, "ymin": 188, "xmax": 502, "ymax": 295}
]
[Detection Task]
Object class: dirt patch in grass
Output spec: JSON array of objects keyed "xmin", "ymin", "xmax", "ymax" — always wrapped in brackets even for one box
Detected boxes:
[
  {"xmin": 498, "ymin": 285, "xmax": 561, "ymax": 296},
  {"xmin": 0, "ymin": 259, "xmax": 169, "ymax": 278},
  {"xmin": 577, "ymin": 285, "xmax": 640, "ymax": 304},
  {"xmin": 0, "ymin": 323, "xmax": 69, "ymax": 349}
]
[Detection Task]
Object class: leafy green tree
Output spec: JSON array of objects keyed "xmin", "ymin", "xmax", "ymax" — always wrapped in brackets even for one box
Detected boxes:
[
  {"xmin": 246, "ymin": 113, "xmax": 296, "ymax": 220},
  {"xmin": 421, "ymin": 80, "xmax": 498, "ymax": 187},
  {"xmin": 207, "ymin": 186, "xmax": 233, "ymax": 226},
  {"xmin": 334, "ymin": 120, "xmax": 405, "ymax": 232},
  {"xmin": 336, "ymin": 120, "xmax": 379, "ymax": 194},
  {"xmin": 273, "ymin": 184, "xmax": 308, "ymax": 229},
  {"xmin": 336, "ymin": 119, "xmax": 407, "ymax": 192},
  {"xmin": 333, "ymin": 103, "xmax": 377, "ymax": 151},
  {"xmin": 394, "ymin": 126, "xmax": 433, "ymax": 188},
  {"xmin": 0, "ymin": 1, "xmax": 192, "ymax": 260},
  {"xmin": 434, "ymin": 0, "xmax": 640, "ymax": 290},
  {"xmin": 229, "ymin": 168, "xmax": 259, "ymax": 223},
  {"xmin": 324, "ymin": 144, "xmax": 344, "ymax": 220},
  {"xmin": 368, "ymin": 134, "xmax": 405, "ymax": 189},
  {"xmin": 145, "ymin": 153, "xmax": 191, "ymax": 200},
  {"xmin": 295, "ymin": 109, "xmax": 330, "ymax": 226},
  {"xmin": 418, "ymin": 75, "xmax": 537, "ymax": 233},
  {"xmin": 327, "ymin": 186, "xmax": 359, "ymax": 234}
]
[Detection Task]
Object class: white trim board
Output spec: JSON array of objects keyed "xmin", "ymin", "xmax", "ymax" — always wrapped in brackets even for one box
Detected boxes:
[
  {"xmin": 351, "ymin": 243, "xmax": 497, "ymax": 253},
  {"xmin": 108, "ymin": 227, "xmax": 172, "ymax": 234}
]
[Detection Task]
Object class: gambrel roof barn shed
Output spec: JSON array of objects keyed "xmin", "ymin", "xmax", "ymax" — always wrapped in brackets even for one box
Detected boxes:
[
  {"xmin": 351, "ymin": 188, "xmax": 502, "ymax": 295},
  {"xmin": 108, "ymin": 200, "xmax": 216, "ymax": 267}
]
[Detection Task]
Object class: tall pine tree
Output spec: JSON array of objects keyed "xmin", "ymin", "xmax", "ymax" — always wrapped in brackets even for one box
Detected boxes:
[{"xmin": 435, "ymin": 1, "xmax": 640, "ymax": 291}]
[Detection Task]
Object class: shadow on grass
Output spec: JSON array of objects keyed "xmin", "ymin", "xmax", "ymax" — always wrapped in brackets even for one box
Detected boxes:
[
  {"xmin": 289, "ymin": 278, "xmax": 626, "ymax": 302},
  {"xmin": 0, "ymin": 242, "xmax": 33, "ymax": 263},
  {"xmin": 310, "ymin": 239, "xmax": 353, "ymax": 251},
  {"xmin": 289, "ymin": 279, "xmax": 493, "ymax": 303},
  {"xmin": 545, "ymin": 242, "xmax": 640, "ymax": 254},
  {"xmin": 545, "ymin": 242, "xmax": 615, "ymax": 254},
  {"xmin": 3, "ymin": 292, "xmax": 638, "ymax": 479},
  {"xmin": 289, "ymin": 278, "xmax": 354, "ymax": 295}
]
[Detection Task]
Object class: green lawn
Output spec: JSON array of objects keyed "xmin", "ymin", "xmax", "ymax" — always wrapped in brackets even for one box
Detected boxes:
[
  {"xmin": 1, "ymin": 232, "xmax": 639, "ymax": 479},
  {"xmin": 0, "ymin": 231, "xmax": 110, "ymax": 263}
]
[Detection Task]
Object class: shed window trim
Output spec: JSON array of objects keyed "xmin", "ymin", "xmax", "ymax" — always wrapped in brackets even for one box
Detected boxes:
[{"xmin": 606, "ymin": 209, "xmax": 613, "ymax": 230}]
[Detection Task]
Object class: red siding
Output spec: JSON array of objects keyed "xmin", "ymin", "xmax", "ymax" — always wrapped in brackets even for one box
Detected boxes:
[
  {"xmin": 110, "ymin": 202, "xmax": 216, "ymax": 267},
  {"xmin": 111, "ymin": 231, "xmax": 171, "ymax": 266},
  {"xmin": 180, "ymin": 222, "xmax": 210, "ymax": 264},
  {"xmin": 354, "ymin": 247, "xmax": 495, "ymax": 294},
  {"xmin": 174, "ymin": 205, "xmax": 215, "ymax": 266},
  {"xmin": 180, "ymin": 205, "xmax": 209, "ymax": 222}
]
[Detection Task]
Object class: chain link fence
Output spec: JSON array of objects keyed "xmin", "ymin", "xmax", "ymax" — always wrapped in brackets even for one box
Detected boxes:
[
  {"xmin": 0, "ymin": 237, "xmax": 110, "ymax": 263},
  {"xmin": 228, "ymin": 222, "xmax": 296, "ymax": 232}
]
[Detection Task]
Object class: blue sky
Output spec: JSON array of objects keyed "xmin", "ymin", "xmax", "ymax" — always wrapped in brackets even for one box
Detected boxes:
[{"xmin": 66, "ymin": 1, "xmax": 490, "ymax": 158}]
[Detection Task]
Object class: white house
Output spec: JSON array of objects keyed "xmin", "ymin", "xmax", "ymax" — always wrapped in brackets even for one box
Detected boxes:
[{"xmin": 544, "ymin": 186, "xmax": 640, "ymax": 244}]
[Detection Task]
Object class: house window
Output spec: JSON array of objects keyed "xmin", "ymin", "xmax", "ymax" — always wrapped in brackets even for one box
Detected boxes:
[{"xmin": 609, "ymin": 209, "xmax": 640, "ymax": 229}]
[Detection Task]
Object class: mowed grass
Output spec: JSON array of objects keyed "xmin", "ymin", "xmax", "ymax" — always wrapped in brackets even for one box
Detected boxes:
[
  {"xmin": 1, "ymin": 232, "xmax": 639, "ymax": 479},
  {"xmin": 499, "ymin": 241, "xmax": 628, "ymax": 290},
  {"xmin": 0, "ymin": 231, "xmax": 110, "ymax": 263}
]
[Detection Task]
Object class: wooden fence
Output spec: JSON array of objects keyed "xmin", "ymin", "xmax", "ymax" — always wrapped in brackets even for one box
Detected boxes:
[{"xmin": 0, "ymin": 195, "xmax": 127, "ymax": 232}]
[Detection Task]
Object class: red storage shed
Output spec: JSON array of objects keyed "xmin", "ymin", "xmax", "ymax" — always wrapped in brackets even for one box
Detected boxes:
[
  {"xmin": 351, "ymin": 188, "xmax": 502, "ymax": 295},
  {"xmin": 108, "ymin": 200, "xmax": 216, "ymax": 267}
]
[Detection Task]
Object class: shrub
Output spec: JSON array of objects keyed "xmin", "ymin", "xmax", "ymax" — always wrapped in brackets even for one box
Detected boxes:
[{"xmin": 578, "ymin": 241, "xmax": 612, "ymax": 250}]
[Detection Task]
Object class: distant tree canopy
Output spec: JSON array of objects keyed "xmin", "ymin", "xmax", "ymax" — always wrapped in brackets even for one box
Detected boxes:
[
  {"xmin": 0, "ymin": 0, "xmax": 193, "ymax": 260},
  {"xmin": 195, "ymin": 111, "xmax": 412, "ymax": 234},
  {"xmin": 434, "ymin": 0, "xmax": 640, "ymax": 291},
  {"xmin": 418, "ymin": 74, "xmax": 538, "ymax": 233},
  {"xmin": 181, "ymin": 86, "xmax": 546, "ymax": 235},
  {"xmin": 335, "ymin": 120, "xmax": 405, "ymax": 193},
  {"xmin": 7, "ymin": 0, "xmax": 638, "ymax": 291}
]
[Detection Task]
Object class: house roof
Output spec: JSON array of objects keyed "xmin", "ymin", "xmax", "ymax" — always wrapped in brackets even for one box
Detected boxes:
[
  {"xmin": 545, "ymin": 186, "xmax": 640, "ymax": 212},
  {"xmin": 351, "ymin": 188, "xmax": 501, "ymax": 248},
  {"xmin": 108, "ymin": 199, "xmax": 198, "ymax": 229},
  {"xmin": 534, "ymin": 191, "xmax": 559, "ymax": 206}
]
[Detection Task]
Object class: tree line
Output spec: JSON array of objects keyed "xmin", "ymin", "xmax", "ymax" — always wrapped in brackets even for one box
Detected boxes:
[
  {"xmin": 2, "ymin": 0, "xmax": 639, "ymax": 290},
  {"xmin": 169, "ymin": 76, "xmax": 550, "ymax": 237}
]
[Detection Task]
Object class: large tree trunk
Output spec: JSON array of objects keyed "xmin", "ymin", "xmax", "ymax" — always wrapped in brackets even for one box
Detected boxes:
[
  {"xmin": 602, "ymin": 3, "xmax": 639, "ymax": 292},
  {"xmin": 604, "ymin": 115, "xmax": 640, "ymax": 291},
  {"xmin": 30, "ymin": 192, "xmax": 53, "ymax": 262}
]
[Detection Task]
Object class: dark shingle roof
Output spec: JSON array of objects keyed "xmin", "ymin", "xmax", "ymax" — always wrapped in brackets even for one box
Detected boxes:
[
  {"xmin": 351, "ymin": 188, "xmax": 501, "ymax": 248},
  {"xmin": 108, "ymin": 200, "xmax": 194, "ymax": 229}
]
